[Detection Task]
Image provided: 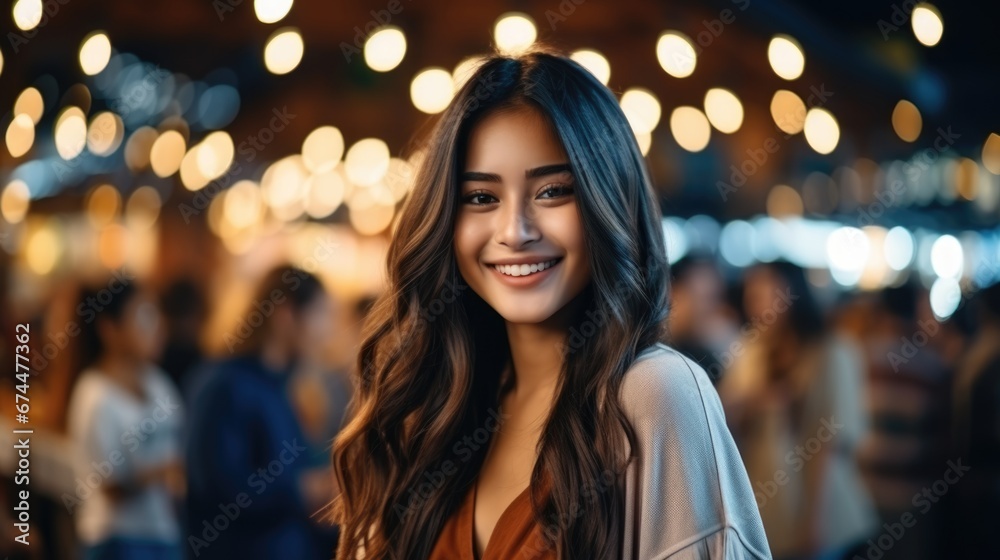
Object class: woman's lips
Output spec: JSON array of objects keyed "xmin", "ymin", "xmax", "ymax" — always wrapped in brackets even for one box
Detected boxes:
[{"xmin": 488, "ymin": 257, "xmax": 563, "ymax": 288}]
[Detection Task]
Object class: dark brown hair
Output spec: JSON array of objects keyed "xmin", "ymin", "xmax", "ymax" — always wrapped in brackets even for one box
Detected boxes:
[{"xmin": 331, "ymin": 44, "xmax": 669, "ymax": 559}]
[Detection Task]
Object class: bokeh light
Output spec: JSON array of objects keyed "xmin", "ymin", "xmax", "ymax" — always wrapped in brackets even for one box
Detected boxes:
[
  {"xmin": 768, "ymin": 35, "xmax": 805, "ymax": 80},
  {"xmin": 264, "ymin": 28, "xmax": 304, "ymax": 75},
  {"xmin": 570, "ymin": 49, "xmax": 611, "ymax": 85},
  {"xmin": 12, "ymin": 0, "xmax": 42, "ymax": 31},
  {"xmin": 770, "ymin": 90, "xmax": 806, "ymax": 134},
  {"xmin": 620, "ymin": 88, "xmax": 661, "ymax": 134},
  {"xmin": 254, "ymin": 0, "xmax": 293, "ymax": 24},
  {"xmin": 410, "ymin": 68, "xmax": 453, "ymax": 114},
  {"xmin": 704, "ymin": 88, "xmax": 744, "ymax": 134},
  {"xmin": 494, "ymin": 13, "xmax": 536, "ymax": 55},
  {"xmin": 79, "ymin": 31, "xmax": 112, "ymax": 76},
  {"xmin": 656, "ymin": 31, "xmax": 696, "ymax": 78},
  {"xmin": 365, "ymin": 27, "xmax": 407, "ymax": 72},
  {"xmin": 345, "ymin": 138, "xmax": 390, "ymax": 186},
  {"xmin": 669, "ymin": 107, "xmax": 711, "ymax": 152},
  {"xmin": 912, "ymin": 3, "xmax": 944, "ymax": 47},
  {"xmin": 1, "ymin": 180, "xmax": 31, "ymax": 224},
  {"xmin": 803, "ymin": 108, "xmax": 839, "ymax": 154},
  {"xmin": 891, "ymin": 100, "xmax": 922, "ymax": 142}
]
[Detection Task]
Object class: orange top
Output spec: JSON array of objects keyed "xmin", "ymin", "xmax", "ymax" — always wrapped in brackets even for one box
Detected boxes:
[{"xmin": 430, "ymin": 473, "xmax": 556, "ymax": 560}]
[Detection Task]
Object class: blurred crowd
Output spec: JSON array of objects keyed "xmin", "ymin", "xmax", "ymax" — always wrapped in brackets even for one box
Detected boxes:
[
  {"xmin": 671, "ymin": 256, "xmax": 1000, "ymax": 560},
  {"xmin": 0, "ymin": 256, "xmax": 998, "ymax": 560}
]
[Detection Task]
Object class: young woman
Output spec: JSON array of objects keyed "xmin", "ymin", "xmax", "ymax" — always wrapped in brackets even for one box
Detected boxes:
[
  {"xmin": 66, "ymin": 281, "xmax": 185, "ymax": 560},
  {"xmin": 331, "ymin": 45, "xmax": 770, "ymax": 559}
]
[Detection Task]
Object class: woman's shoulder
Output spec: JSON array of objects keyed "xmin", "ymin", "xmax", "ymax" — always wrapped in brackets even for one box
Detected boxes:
[
  {"xmin": 618, "ymin": 342, "xmax": 773, "ymax": 559},
  {"xmin": 621, "ymin": 342, "xmax": 718, "ymax": 423}
]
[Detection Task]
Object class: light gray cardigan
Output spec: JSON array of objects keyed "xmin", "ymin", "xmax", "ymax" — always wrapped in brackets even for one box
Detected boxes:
[
  {"xmin": 353, "ymin": 342, "xmax": 772, "ymax": 559},
  {"xmin": 620, "ymin": 342, "xmax": 771, "ymax": 559}
]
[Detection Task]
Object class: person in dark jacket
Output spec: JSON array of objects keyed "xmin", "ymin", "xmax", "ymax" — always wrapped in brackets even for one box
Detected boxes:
[{"xmin": 184, "ymin": 266, "xmax": 335, "ymax": 559}]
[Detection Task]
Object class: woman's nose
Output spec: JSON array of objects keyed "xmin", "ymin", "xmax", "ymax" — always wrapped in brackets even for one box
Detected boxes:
[{"xmin": 494, "ymin": 197, "xmax": 540, "ymax": 249}]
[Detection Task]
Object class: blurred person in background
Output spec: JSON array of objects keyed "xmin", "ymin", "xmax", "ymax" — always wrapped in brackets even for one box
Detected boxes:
[
  {"xmin": 947, "ymin": 281, "xmax": 1000, "ymax": 559},
  {"xmin": 847, "ymin": 282, "xmax": 952, "ymax": 559},
  {"xmin": 183, "ymin": 265, "xmax": 335, "ymax": 559},
  {"xmin": 65, "ymin": 280, "xmax": 185, "ymax": 560},
  {"xmin": 286, "ymin": 287, "xmax": 354, "ymax": 556},
  {"xmin": 667, "ymin": 254, "xmax": 734, "ymax": 384},
  {"xmin": 157, "ymin": 278, "xmax": 208, "ymax": 393},
  {"xmin": 718, "ymin": 261, "xmax": 877, "ymax": 560}
]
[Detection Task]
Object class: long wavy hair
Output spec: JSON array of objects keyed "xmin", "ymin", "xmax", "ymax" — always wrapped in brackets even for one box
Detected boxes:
[{"xmin": 331, "ymin": 44, "xmax": 670, "ymax": 559}]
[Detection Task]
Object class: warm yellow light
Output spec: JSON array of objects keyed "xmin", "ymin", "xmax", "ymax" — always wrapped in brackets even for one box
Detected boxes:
[
  {"xmin": 197, "ymin": 131, "xmax": 235, "ymax": 180},
  {"xmin": 87, "ymin": 111, "xmax": 124, "ymax": 156},
  {"xmin": 1, "ymin": 180, "xmax": 31, "ymax": 224},
  {"xmin": 620, "ymin": 88, "xmax": 661, "ymax": 134},
  {"xmin": 635, "ymin": 132, "xmax": 652, "ymax": 156},
  {"xmin": 452, "ymin": 56, "xmax": 486, "ymax": 91},
  {"xmin": 891, "ymin": 99, "xmax": 922, "ymax": 142},
  {"xmin": 982, "ymin": 133, "xmax": 1000, "ymax": 175},
  {"xmin": 125, "ymin": 186, "xmax": 162, "ymax": 230},
  {"xmin": 410, "ymin": 67, "xmax": 453, "ymax": 114},
  {"xmin": 766, "ymin": 184, "xmax": 804, "ymax": 218},
  {"xmin": 955, "ymin": 157, "xmax": 979, "ymax": 201},
  {"xmin": 180, "ymin": 146, "xmax": 209, "ymax": 191},
  {"xmin": 26, "ymin": 223, "xmax": 61, "ymax": 275},
  {"xmin": 770, "ymin": 90, "xmax": 807, "ymax": 134},
  {"xmin": 365, "ymin": 27, "xmax": 406, "ymax": 72},
  {"xmin": 6, "ymin": 114, "xmax": 35, "ymax": 158},
  {"xmin": 912, "ymin": 4, "xmax": 943, "ymax": 47},
  {"xmin": 55, "ymin": 107, "xmax": 87, "ymax": 160},
  {"xmin": 261, "ymin": 155, "xmax": 309, "ymax": 211},
  {"xmin": 254, "ymin": 0, "xmax": 293, "ymax": 23},
  {"xmin": 305, "ymin": 169, "xmax": 345, "ymax": 219},
  {"xmin": 98, "ymin": 223, "xmax": 128, "ymax": 270},
  {"xmin": 12, "ymin": 0, "xmax": 42, "ymax": 31},
  {"xmin": 87, "ymin": 184, "xmax": 121, "ymax": 228},
  {"xmin": 348, "ymin": 188, "xmax": 395, "ymax": 235},
  {"xmin": 571, "ymin": 49, "xmax": 610, "ymax": 85},
  {"xmin": 656, "ymin": 31, "xmax": 696, "ymax": 78},
  {"xmin": 14, "ymin": 87, "xmax": 44, "ymax": 124},
  {"xmin": 264, "ymin": 28, "xmax": 304, "ymax": 75},
  {"xmin": 224, "ymin": 180, "xmax": 264, "ymax": 229},
  {"xmin": 670, "ymin": 107, "xmax": 711, "ymax": 152},
  {"xmin": 124, "ymin": 127, "xmax": 158, "ymax": 172},
  {"xmin": 345, "ymin": 138, "xmax": 390, "ymax": 186},
  {"xmin": 704, "ymin": 88, "xmax": 744, "ymax": 134},
  {"xmin": 803, "ymin": 108, "xmax": 839, "ymax": 154},
  {"xmin": 768, "ymin": 35, "xmax": 805, "ymax": 80},
  {"xmin": 302, "ymin": 126, "xmax": 344, "ymax": 173},
  {"xmin": 494, "ymin": 13, "xmax": 536, "ymax": 55},
  {"xmin": 149, "ymin": 130, "xmax": 186, "ymax": 177},
  {"xmin": 79, "ymin": 31, "xmax": 112, "ymax": 76},
  {"xmin": 384, "ymin": 158, "xmax": 414, "ymax": 201}
]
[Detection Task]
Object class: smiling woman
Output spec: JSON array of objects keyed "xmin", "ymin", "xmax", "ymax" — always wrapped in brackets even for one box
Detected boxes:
[{"xmin": 330, "ymin": 44, "xmax": 771, "ymax": 560}]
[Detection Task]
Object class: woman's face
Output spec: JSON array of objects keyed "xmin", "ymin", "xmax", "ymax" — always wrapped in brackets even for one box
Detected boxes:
[
  {"xmin": 453, "ymin": 105, "xmax": 591, "ymax": 325},
  {"xmin": 114, "ymin": 290, "xmax": 165, "ymax": 363}
]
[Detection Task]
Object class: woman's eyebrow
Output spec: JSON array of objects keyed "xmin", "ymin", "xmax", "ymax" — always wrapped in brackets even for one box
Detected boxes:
[
  {"xmin": 525, "ymin": 163, "xmax": 572, "ymax": 179},
  {"xmin": 460, "ymin": 163, "xmax": 573, "ymax": 183},
  {"xmin": 460, "ymin": 171, "xmax": 501, "ymax": 183}
]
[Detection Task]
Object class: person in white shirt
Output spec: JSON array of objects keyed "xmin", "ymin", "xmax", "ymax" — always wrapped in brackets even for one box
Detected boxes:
[{"xmin": 65, "ymin": 281, "xmax": 184, "ymax": 560}]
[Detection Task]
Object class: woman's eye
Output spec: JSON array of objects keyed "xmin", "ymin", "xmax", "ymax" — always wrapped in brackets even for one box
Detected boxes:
[
  {"xmin": 462, "ymin": 192, "xmax": 498, "ymax": 205},
  {"xmin": 539, "ymin": 184, "xmax": 575, "ymax": 198}
]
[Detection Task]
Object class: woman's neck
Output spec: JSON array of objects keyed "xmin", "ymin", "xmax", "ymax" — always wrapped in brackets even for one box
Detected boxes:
[
  {"xmin": 96, "ymin": 354, "xmax": 145, "ymax": 399},
  {"xmin": 503, "ymin": 293, "xmax": 585, "ymax": 404},
  {"xmin": 504, "ymin": 322, "xmax": 564, "ymax": 401}
]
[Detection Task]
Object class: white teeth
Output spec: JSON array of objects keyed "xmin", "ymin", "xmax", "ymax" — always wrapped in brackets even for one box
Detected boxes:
[{"xmin": 493, "ymin": 259, "xmax": 560, "ymax": 277}]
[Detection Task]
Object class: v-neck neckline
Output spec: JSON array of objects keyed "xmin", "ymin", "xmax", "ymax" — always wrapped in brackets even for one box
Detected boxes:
[{"xmin": 468, "ymin": 479, "xmax": 532, "ymax": 560}]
